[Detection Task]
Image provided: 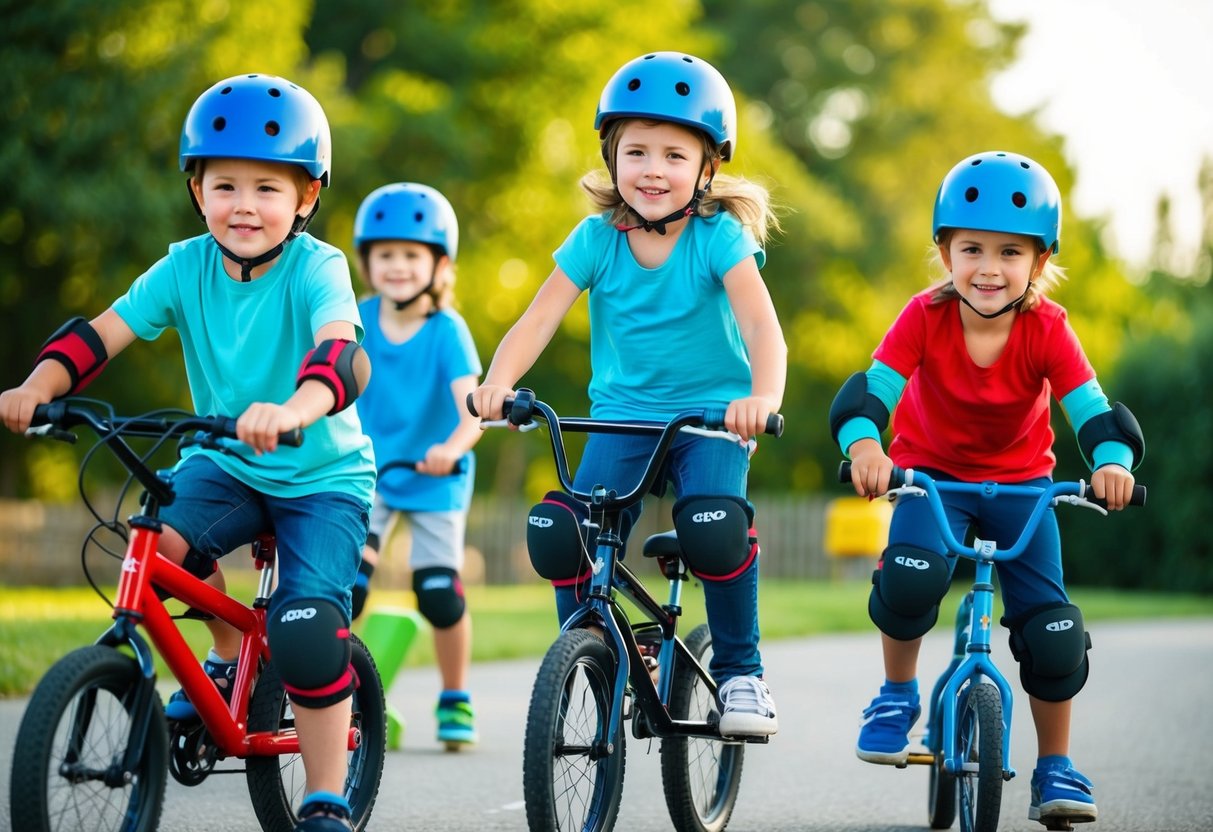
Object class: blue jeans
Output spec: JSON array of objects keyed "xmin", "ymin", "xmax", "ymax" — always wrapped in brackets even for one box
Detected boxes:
[
  {"xmin": 888, "ymin": 473, "xmax": 1067, "ymax": 621},
  {"xmin": 555, "ymin": 430, "xmax": 764, "ymax": 681},
  {"xmin": 160, "ymin": 456, "xmax": 370, "ymax": 621}
]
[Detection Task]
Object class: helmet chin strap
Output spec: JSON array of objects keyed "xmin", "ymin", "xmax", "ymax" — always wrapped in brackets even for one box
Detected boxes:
[
  {"xmin": 392, "ymin": 273, "xmax": 436, "ymax": 312},
  {"xmin": 955, "ymin": 281, "xmax": 1031, "ymax": 319},
  {"xmin": 615, "ymin": 172, "xmax": 715, "ymax": 236}
]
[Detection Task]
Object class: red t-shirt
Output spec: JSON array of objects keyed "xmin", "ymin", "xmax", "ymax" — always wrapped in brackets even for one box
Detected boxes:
[{"xmin": 873, "ymin": 291, "xmax": 1095, "ymax": 481}]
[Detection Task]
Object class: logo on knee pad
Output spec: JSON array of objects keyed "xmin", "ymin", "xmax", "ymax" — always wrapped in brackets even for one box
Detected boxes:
[
  {"xmin": 690, "ymin": 509, "xmax": 729, "ymax": 523},
  {"xmin": 893, "ymin": 554, "xmax": 932, "ymax": 571},
  {"xmin": 528, "ymin": 515, "xmax": 554, "ymax": 528},
  {"xmin": 280, "ymin": 606, "xmax": 318, "ymax": 623}
]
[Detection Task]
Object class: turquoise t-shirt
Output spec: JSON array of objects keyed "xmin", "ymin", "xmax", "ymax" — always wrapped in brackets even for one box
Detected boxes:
[
  {"xmin": 356, "ymin": 300, "xmax": 482, "ymax": 512},
  {"xmin": 112, "ymin": 233, "xmax": 375, "ymax": 502},
  {"xmin": 554, "ymin": 211, "xmax": 764, "ymax": 421}
]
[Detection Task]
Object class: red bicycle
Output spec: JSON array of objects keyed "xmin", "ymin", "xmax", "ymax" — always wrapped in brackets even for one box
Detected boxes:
[{"xmin": 9, "ymin": 398, "xmax": 386, "ymax": 832}]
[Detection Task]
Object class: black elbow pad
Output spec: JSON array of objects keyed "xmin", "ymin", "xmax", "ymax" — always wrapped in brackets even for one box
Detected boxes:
[
  {"xmin": 1077, "ymin": 402, "xmax": 1144, "ymax": 470},
  {"xmin": 829, "ymin": 372, "xmax": 890, "ymax": 444}
]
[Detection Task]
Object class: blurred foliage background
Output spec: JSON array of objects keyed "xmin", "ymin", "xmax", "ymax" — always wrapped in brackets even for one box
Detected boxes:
[{"xmin": 2, "ymin": 0, "xmax": 1209, "ymax": 590}]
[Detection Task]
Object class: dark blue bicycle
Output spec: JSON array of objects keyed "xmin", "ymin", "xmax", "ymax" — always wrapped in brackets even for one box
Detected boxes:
[
  {"xmin": 839, "ymin": 462, "xmax": 1145, "ymax": 832},
  {"xmin": 481, "ymin": 389, "xmax": 782, "ymax": 832}
]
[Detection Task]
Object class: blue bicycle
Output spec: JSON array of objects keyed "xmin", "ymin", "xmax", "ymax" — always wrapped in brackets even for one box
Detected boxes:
[
  {"xmin": 480, "ymin": 389, "xmax": 782, "ymax": 832},
  {"xmin": 839, "ymin": 462, "xmax": 1145, "ymax": 832}
]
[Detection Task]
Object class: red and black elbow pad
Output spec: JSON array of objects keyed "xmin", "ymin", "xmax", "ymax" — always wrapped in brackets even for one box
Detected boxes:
[
  {"xmin": 296, "ymin": 338, "xmax": 363, "ymax": 415},
  {"xmin": 35, "ymin": 317, "xmax": 109, "ymax": 394}
]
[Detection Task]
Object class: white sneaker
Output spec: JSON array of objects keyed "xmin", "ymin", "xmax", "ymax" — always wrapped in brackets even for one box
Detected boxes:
[{"xmin": 717, "ymin": 675, "xmax": 778, "ymax": 737}]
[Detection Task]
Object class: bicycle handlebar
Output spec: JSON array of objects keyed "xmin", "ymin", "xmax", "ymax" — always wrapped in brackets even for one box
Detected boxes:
[
  {"xmin": 30, "ymin": 400, "xmax": 304, "ymax": 506},
  {"xmin": 466, "ymin": 390, "xmax": 785, "ymax": 438},
  {"xmin": 476, "ymin": 388, "xmax": 783, "ymax": 508},
  {"xmin": 837, "ymin": 460, "xmax": 1146, "ymax": 561},
  {"xmin": 378, "ymin": 458, "xmax": 468, "ymax": 477}
]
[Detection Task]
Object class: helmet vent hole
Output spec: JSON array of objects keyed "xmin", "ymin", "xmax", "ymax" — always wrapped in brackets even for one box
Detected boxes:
[
  {"xmin": 414, "ymin": 211, "xmax": 425, "ymax": 222},
  {"xmin": 374, "ymin": 210, "xmax": 385, "ymax": 221},
  {"xmin": 1011, "ymin": 192, "xmax": 1027, "ymax": 208},
  {"xmin": 970, "ymin": 159, "xmax": 981, "ymax": 166},
  {"xmin": 220, "ymin": 86, "xmax": 233, "ymax": 96},
  {"xmin": 964, "ymin": 187, "xmax": 979, "ymax": 203},
  {"xmin": 627, "ymin": 78, "xmax": 641, "ymax": 91},
  {"xmin": 675, "ymin": 81, "xmax": 691, "ymax": 96},
  {"xmin": 264, "ymin": 121, "xmax": 280, "ymax": 137},
  {"xmin": 268, "ymin": 88, "xmax": 282, "ymax": 98},
  {"xmin": 212, "ymin": 116, "xmax": 226, "ymax": 132},
  {"xmin": 1019, "ymin": 161, "xmax": 1030, "ymax": 169}
]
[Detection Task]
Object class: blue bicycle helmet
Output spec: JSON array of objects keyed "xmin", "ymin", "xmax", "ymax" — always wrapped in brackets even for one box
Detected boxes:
[
  {"xmin": 353, "ymin": 183, "xmax": 458, "ymax": 261},
  {"xmin": 179, "ymin": 73, "xmax": 332, "ymax": 186},
  {"xmin": 595, "ymin": 52, "xmax": 737, "ymax": 161},
  {"xmin": 932, "ymin": 151, "xmax": 1061, "ymax": 253}
]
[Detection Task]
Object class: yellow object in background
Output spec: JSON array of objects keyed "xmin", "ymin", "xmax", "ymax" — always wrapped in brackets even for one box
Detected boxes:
[{"xmin": 823, "ymin": 496, "xmax": 893, "ymax": 559}]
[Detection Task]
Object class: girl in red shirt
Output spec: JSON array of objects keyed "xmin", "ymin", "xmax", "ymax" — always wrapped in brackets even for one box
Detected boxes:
[{"xmin": 831, "ymin": 151, "xmax": 1142, "ymax": 827}]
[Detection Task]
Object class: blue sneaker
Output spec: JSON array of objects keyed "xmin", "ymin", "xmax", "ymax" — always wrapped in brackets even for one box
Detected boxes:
[
  {"xmin": 295, "ymin": 791, "xmax": 353, "ymax": 832},
  {"xmin": 165, "ymin": 655, "xmax": 237, "ymax": 722},
  {"xmin": 856, "ymin": 688, "xmax": 921, "ymax": 765},
  {"xmin": 436, "ymin": 691, "xmax": 478, "ymax": 750},
  {"xmin": 1029, "ymin": 757, "xmax": 1097, "ymax": 825}
]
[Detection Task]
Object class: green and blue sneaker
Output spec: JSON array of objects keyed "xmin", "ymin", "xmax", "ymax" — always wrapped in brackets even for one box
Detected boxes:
[{"xmin": 436, "ymin": 690, "xmax": 477, "ymax": 751}]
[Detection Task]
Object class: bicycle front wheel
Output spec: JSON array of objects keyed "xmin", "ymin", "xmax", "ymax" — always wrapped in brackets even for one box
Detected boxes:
[
  {"xmin": 10, "ymin": 644, "xmax": 168, "ymax": 832},
  {"xmin": 956, "ymin": 682, "xmax": 1004, "ymax": 832},
  {"xmin": 246, "ymin": 634, "xmax": 386, "ymax": 832},
  {"xmin": 660, "ymin": 623, "xmax": 744, "ymax": 832},
  {"xmin": 523, "ymin": 628, "xmax": 624, "ymax": 832}
]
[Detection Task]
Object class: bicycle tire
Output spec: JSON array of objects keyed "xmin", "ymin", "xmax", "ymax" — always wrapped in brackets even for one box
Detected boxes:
[
  {"xmin": 246, "ymin": 634, "xmax": 386, "ymax": 832},
  {"xmin": 523, "ymin": 628, "xmax": 625, "ymax": 832},
  {"xmin": 927, "ymin": 697, "xmax": 957, "ymax": 829},
  {"xmin": 956, "ymin": 682, "xmax": 1003, "ymax": 832},
  {"xmin": 10, "ymin": 644, "xmax": 168, "ymax": 832},
  {"xmin": 660, "ymin": 622, "xmax": 744, "ymax": 832}
]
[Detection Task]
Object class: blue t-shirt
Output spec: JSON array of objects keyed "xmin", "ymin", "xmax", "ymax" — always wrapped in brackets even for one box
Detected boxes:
[
  {"xmin": 113, "ymin": 233, "xmax": 375, "ymax": 503},
  {"xmin": 356, "ymin": 299, "xmax": 482, "ymax": 512},
  {"xmin": 554, "ymin": 211, "xmax": 763, "ymax": 421}
]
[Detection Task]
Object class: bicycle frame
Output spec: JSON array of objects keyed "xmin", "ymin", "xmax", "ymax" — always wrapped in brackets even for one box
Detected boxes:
[
  {"xmin": 891, "ymin": 472, "xmax": 1120, "ymax": 779},
  {"xmin": 35, "ymin": 401, "xmax": 357, "ymax": 759},
  {"xmin": 511, "ymin": 394, "xmax": 775, "ymax": 746}
]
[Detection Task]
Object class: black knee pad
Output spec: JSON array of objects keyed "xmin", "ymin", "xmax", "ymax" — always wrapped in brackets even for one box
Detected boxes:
[
  {"xmin": 672, "ymin": 495, "xmax": 756, "ymax": 581},
  {"xmin": 413, "ymin": 566, "xmax": 466, "ymax": 629},
  {"xmin": 526, "ymin": 491, "xmax": 594, "ymax": 584},
  {"xmin": 868, "ymin": 545, "xmax": 951, "ymax": 641},
  {"xmin": 1004, "ymin": 603, "xmax": 1091, "ymax": 702},
  {"xmin": 267, "ymin": 598, "xmax": 354, "ymax": 709}
]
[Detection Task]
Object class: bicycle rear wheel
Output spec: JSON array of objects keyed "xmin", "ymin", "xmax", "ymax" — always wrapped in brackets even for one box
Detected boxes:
[
  {"xmin": 660, "ymin": 623, "xmax": 744, "ymax": 832},
  {"xmin": 956, "ymin": 682, "xmax": 1004, "ymax": 832},
  {"xmin": 523, "ymin": 628, "xmax": 624, "ymax": 832},
  {"xmin": 10, "ymin": 645, "xmax": 168, "ymax": 832},
  {"xmin": 246, "ymin": 634, "xmax": 386, "ymax": 832}
]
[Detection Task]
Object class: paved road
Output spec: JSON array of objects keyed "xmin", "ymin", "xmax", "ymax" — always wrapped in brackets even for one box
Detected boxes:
[{"xmin": 2, "ymin": 618, "xmax": 1211, "ymax": 831}]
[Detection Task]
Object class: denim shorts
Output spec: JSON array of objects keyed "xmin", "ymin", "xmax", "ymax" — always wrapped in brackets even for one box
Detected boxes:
[{"xmin": 160, "ymin": 456, "xmax": 370, "ymax": 619}]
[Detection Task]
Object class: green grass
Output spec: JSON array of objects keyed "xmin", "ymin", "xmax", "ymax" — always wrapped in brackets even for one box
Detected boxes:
[{"xmin": 2, "ymin": 579, "xmax": 1211, "ymax": 698}]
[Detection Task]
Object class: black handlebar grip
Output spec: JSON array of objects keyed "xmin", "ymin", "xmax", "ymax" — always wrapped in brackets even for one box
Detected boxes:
[
  {"xmin": 217, "ymin": 419, "xmax": 303, "ymax": 447},
  {"xmin": 465, "ymin": 392, "xmax": 478, "ymax": 418},
  {"xmin": 1090, "ymin": 483, "xmax": 1147, "ymax": 509},
  {"xmin": 765, "ymin": 413, "xmax": 784, "ymax": 438},
  {"xmin": 837, "ymin": 460, "xmax": 905, "ymax": 487}
]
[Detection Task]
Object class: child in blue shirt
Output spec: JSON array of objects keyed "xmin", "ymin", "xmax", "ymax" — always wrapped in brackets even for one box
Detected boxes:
[
  {"xmin": 351, "ymin": 182, "xmax": 484, "ymax": 749},
  {"xmin": 1, "ymin": 74, "xmax": 374, "ymax": 832},
  {"xmin": 471, "ymin": 52, "xmax": 787, "ymax": 737}
]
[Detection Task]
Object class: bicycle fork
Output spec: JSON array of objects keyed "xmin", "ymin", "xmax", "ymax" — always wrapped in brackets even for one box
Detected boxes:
[{"xmin": 936, "ymin": 551, "xmax": 1015, "ymax": 780}]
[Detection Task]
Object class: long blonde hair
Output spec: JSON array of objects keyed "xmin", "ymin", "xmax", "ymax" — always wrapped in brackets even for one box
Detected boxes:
[
  {"xmin": 580, "ymin": 119, "xmax": 780, "ymax": 246},
  {"xmin": 927, "ymin": 229, "xmax": 1066, "ymax": 313}
]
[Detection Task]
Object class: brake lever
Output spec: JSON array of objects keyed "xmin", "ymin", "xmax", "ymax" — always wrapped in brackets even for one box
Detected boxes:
[
  {"xmin": 1053, "ymin": 493, "xmax": 1109, "ymax": 517},
  {"xmin": 479, "ymin": 418, "xmax": 541, "ymax": 433},
  {"xmin": 25, "ymin": 424, "xmax": 78, "ymax": 444}
]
